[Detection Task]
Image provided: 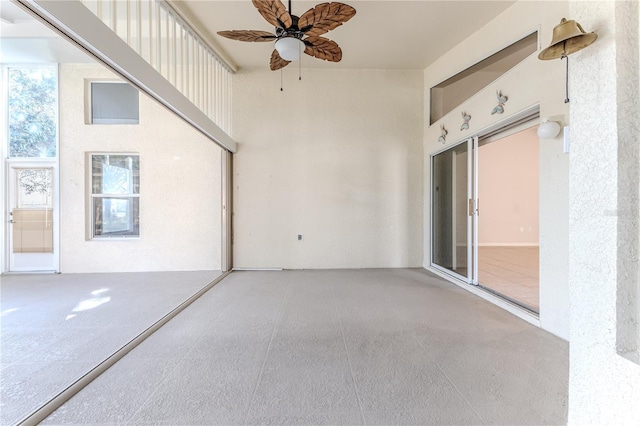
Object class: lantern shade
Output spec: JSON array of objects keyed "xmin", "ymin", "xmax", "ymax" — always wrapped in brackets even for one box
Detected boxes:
[{"xmin": 275, "ymin": 37, "xmax": 304, "ymax": 61}]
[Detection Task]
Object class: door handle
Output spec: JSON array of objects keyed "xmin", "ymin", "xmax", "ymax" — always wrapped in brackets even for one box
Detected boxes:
[{"xmin": 468, "ymin": 199, "xmax": 480, "ymax": 216}]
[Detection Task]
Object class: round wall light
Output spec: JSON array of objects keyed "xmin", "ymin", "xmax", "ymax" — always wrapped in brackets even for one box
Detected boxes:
[{"xmin": 538, "ymin": 120, "xmax": 561, "ymax": 139}]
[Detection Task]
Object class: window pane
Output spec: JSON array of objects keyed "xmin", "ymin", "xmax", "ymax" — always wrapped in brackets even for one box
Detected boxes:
[
  {"xmin": 430, "ymin": 32, "xmax": 537, "ymax": 124},
  {"xmin": 8, "ymin": 68, "xmax": 57, "ymax": 157},
  {"xmin": 93, "ymin": 197, "xmax": 139, "ymax": 237},
  {"xmin": 91, "ymin": 82, "xmax": 139, "ymax": 124},
  {"xmin": 16, "ymin": 168, "xmax": 53, "ymax": 208},
  {"xmin": 92, "ymin": 155, "xmax": 140, "ymax": 194}
]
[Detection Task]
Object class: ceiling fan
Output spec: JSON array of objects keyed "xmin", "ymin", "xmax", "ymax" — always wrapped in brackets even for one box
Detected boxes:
[{"xmin": 217, "ymin": 0, "xmax": 356, "ymax": 71}]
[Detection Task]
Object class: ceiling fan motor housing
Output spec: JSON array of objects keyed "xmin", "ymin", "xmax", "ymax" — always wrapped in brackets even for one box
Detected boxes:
[
  {"xmin": 274, "ymin": 15, "xmax": 306, "ymax": 61},
  {"xmin": 276, "ymin": 15, "xmax": 304, "ymax": 40}
]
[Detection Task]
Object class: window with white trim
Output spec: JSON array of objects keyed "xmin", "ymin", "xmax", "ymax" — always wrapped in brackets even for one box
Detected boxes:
[
  {"xmin": 6, "ymin": 66, "xmax": 58, "ymax": 157},
  {"xmin": 89, "ymin": 81, "xmax": 139, "ymax": 124},
  {"xmin": 89, "ymin": 153, "xmax": 140, "ymax": 238},
  {"xmin": 429, "ymin": 31, "xmax": 538, "ymax": 125}
]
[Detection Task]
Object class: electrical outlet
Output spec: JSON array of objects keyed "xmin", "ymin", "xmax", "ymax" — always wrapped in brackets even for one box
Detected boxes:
[{"xmin": 297, "ymin": 234, "xmax": 303, "ymax": 241}]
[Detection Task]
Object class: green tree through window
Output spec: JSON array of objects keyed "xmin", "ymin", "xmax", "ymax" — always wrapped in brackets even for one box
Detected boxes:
[{"xmin": 8, "ymin": 67, "xmax": 57, "ymax": 158}]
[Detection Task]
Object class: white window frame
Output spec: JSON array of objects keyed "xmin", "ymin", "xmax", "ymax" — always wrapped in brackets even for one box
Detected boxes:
[
  {"xmin": 2, "ymin": 64, "xmax": 61, "ymax": 273},
  {"xmin": 85, "ymin": 80, "xmax": 140, "ymax": 125},
  {"xmin": 5, "ymin": 64, "xmax": 60, "ymax": 158},
  {"xmin": 87, "ymin": 152, "xmax": 140, "ymax": 240}
]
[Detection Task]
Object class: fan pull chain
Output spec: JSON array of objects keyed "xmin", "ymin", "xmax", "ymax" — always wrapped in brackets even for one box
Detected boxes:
[
  {"xmin": 280, "ymin": 69, "xmax": 283, "ymax": 92},
  {"xmin": 299, "ymin": 42, "xmax": 302, "ymax": 81}
]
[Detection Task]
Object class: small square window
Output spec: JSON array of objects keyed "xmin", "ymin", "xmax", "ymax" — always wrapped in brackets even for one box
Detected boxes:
[
  {"xmin": 89, "ymin": 153, "xmax": 140, "ymax": 239},
  {"xmin": 90, "ymin": 82, "xmax": 139, "ymax": 124}
]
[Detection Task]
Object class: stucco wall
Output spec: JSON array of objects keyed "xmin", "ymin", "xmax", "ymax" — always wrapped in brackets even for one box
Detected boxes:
[
  {"xmin": 568, "ymin": 0, "xmax": 640, "ymax": 424},
  {"xmin": 423, "ymin": 0, "xmax": 570, "ymax": 339},
  {"xmin": 232, "ymin": 68, "xmax": 423, "ymax": 269},
  {"xmin": 59, "ymin": 63, "xmax": 222, "ymax": 272}
]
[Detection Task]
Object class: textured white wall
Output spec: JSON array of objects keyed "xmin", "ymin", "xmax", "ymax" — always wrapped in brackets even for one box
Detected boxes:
[
  {"xmin": 568, "ymin": 0, "xmax": 640, "ymax": 424},
  {"xmin": 423, "ymin": 0, "xmax": 570, "ymax": 339},
  {"xmin": 232, "ymin": 68, "xmax": 423, "ymax": 269},
  {"xmin": 59, "ymin": 64, "xmax": 222, "ymax": 272}
]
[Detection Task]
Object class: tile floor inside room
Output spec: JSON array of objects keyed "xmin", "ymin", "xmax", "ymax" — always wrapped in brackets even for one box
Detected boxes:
[
  {"xmin": 478, "ymin": 246, "xmax": 539, "ymax": 311},
  {"xmin": 0, "ymin": 270, "xmax": 222, "ymax": 425},
  {"xmin": 41, "ymin": 269, "xmax": 568, "ymax": 425}
]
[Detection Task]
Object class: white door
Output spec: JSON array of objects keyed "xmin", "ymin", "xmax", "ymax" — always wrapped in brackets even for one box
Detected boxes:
[{"xmin": 7, "ymin": 163, "xmax": 58, "ymax": 272}]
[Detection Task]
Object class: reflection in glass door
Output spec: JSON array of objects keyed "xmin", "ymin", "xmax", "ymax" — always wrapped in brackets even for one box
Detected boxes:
[
  {"xmin": 8, "ymin": 165, "xmax": 58, "ymax": 272},
  {"xmin": 431, "ymin": 138, "xmax": 475, "ymax": 281}
]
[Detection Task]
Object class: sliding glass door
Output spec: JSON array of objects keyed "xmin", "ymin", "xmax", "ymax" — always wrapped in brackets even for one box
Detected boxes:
[
  {"xmin": 431, "ymin": 138, "xmax": 476, "ymax": 282},
  {"xmin": 431, "ymin": 124, "xmax": 540, "ymax": 314}
]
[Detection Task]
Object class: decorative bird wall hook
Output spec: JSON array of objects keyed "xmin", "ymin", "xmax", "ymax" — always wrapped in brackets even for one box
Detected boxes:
[
  {"xmin": 438, "ymin": 125, "xmax": 448, "ymax": 144},
  {"xmin": 460, "ymin": 111, "xmax": 471, "ymax": 131},
  {"xmin": 491, "ymin": 91, "xmax": 508, "ymax": 115}
]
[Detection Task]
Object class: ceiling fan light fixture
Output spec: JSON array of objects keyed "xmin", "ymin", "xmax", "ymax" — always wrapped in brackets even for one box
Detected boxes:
[
  {"xmin": 217, "ymin": 1, "xmax": 356, "ymax": 71},
  {"xmin": 275, "ymin": 37, "xmax": 304, "ymax": 61}
]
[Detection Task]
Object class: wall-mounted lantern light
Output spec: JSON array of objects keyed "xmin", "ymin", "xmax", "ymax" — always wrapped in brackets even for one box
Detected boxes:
[{"xmin": 538, "ymin": 119, "xmax": 561, "ymax": 139}]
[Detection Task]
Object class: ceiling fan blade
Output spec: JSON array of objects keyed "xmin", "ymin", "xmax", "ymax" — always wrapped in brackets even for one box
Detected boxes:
[
  {"xmin": 298, "ymin": 2, "xmax": 356, "ymax": 36},
  {"xmin": 217, "ymin": 30, "xmax": 277, "ymax": 42},
  {"xmin": 252, "ymin": 0, "xmax": 292, "ymax": 30},
  {"xmin": 303, "ymin": 36, "xmax": 342, "ymax": 62},
  {"xmin": 270, "ymin": 49, "xmax": 291, "ymax": 70}
]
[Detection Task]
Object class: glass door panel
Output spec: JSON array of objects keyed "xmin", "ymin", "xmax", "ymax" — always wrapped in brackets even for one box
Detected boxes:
[
  {"xmin": 431, "ymin": 140, "xmax": 472, "ymax": 281},
  {"xmin": 476, "ymin": 127, "xmax": 540, "ymax": 312},
  {"xmin": 8, "ymin": 165, "xmax": 57, "ymax": 271}
]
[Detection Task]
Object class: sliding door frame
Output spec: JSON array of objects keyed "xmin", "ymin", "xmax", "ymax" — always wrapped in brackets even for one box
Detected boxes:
[
  {"xmin": 221, "ymin": 150, "xmax": 233, "ymax": 272},
  {"xmin": 430, "ymin": 137, "xmax": 474, "ymax": 284},
  {"xmin": 472, "ymin": 135, "xmax": 479, "ymax": 285},
  {"xmin": 429, "ymin": 104, "xmax": 540, "ymax": 290}
]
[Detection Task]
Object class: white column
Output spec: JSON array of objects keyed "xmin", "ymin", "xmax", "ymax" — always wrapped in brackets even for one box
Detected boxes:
[{"xmin": 568, "ymin": 0, "xmax": 640, "ymax": 424}]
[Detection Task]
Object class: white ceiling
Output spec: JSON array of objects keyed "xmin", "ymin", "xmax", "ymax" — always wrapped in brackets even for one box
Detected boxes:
[
  {"xmin": 0, "ymin": 0, "xmax": 94, "ymax": 63},
  {"xmin": 180, "ymin": 0, "xmax": 515, "ymax": 70}
]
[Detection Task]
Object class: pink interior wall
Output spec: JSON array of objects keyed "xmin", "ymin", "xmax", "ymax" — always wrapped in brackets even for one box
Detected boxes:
[{"xmin": 478, "ymin": 126, "xmax": 539, "ymax": 246}]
